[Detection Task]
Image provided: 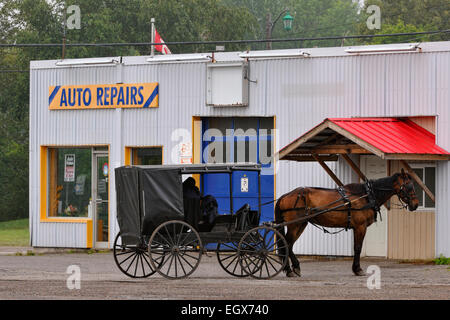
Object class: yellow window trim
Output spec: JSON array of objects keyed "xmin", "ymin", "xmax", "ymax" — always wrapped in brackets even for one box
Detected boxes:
[
  {"xmin": 124, "ymin": 145, "xmax": 164, "ymax": 165},
  {"xmin": 192, "ymin": 117, "xmax": 202, "ymax": 187},
  {"xmin": 39, "ymin": 145, "xmax": 109, "ymax": 248}
]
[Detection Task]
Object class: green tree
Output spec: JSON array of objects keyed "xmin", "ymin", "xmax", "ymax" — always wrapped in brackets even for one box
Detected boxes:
[
  {"xmin": 223, "ymin": 0, "xmax": 361, "ymax": 49},
  {"xmin": 357, "ymin": 0, "xmax": 450, "ymax": 44},
  {"xmin": 0, "ymin": 111, "xmax": 29, "ymax": 221}
]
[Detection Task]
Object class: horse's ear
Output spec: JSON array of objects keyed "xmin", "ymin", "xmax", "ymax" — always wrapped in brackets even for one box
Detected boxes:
[{"xmin": 401, "ymin": 168, "xmax": 407, "ymax": 177}]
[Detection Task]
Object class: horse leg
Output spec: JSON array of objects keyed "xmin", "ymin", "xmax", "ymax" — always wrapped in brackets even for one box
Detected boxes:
[
  {"xmin": 278, "ymin": 225, "xmax": 294, "ymax": 276},
  {"xmin": 285, "ymin": 223, "xmax": 308, "ymax": 277},
  {"xmin": 352, "ymin": 224, "xmax": 367, "ymax": 276}
]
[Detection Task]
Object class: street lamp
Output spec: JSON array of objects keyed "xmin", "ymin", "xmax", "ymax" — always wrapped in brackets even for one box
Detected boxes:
[
  {"xmin": 265, "ymin": 9, "xmax": 294, "ymax": 50},
  {"xmin": 282, "ymin": 11, "xmax": 294, "ymax": 31}
]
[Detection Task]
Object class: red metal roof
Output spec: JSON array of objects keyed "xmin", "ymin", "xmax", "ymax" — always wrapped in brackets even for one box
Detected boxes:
[{"xmin": 328, "ymin": 118, "xmax": 449, "ymax": 155}]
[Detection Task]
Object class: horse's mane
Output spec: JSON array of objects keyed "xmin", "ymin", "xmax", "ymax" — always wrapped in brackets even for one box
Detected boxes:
[
  {"xmin": 344, "ymin": 183, "xmax": 366, "ymax": 195},
  {"xmin": 344, "ymin": 174, "xmax": 399, "ymax": 195},
  {"xmin": 299, "ymin": 173, "xmax": 400, "ymax": 196}
]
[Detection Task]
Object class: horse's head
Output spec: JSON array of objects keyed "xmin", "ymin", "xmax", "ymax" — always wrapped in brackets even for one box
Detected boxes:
[{"xmin": 392, "ymin": 169, "xmax": 419, "ymax": 211}]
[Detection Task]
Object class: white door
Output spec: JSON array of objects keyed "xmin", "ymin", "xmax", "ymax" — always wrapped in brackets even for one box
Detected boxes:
[
  {"xmin": 360, "ymin": 155, "xmax": 387, "ymax": 257},
  {"xmin": 93, "ymin": 152, "xmax": 109, "ymax": 249}
]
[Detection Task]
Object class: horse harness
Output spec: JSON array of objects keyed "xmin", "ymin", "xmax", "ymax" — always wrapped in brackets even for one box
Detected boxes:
[
  {"xmin": 364, "ymin": 180, "xmax": 382, "ymax": 223},
  {"xmin": 277, "ymin": 180, "xmax": 381, "ymax": 234}
]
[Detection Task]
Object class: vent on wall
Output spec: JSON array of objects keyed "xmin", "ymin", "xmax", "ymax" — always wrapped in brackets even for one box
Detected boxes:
[{"xmin": 206, "ymin": 62, "xmax": 249, "ymax": 107}]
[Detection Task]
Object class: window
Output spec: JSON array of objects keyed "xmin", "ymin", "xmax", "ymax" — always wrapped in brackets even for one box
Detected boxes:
[
  {"xmin": 48, "ymin": 148, "xmax": 92, "ymax": 217},
  {"xmin": 203, "ymin": 117, "xmax": 274, "ymax": 166},
  {"xmin": 411, "ymin": 165, "xmax": 436, "ymax": 209},
  {"xmin": 130, "ymin": 147, "xmax": 163, "ymax": 165}
]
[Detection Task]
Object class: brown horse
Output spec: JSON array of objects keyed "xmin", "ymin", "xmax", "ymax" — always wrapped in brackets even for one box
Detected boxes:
[{"xmin": 275, "ymin": 169, "xmax": 419, "ymax": 277}]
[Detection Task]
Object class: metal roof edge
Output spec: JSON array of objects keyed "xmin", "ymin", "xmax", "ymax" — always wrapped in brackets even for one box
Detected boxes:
[{"xmin": 29, "ymin": 41, "xmax": 450, "ymax": 69}]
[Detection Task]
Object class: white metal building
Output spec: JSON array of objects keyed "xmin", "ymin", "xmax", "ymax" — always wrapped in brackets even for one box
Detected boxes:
[{"xmin": 29, "ymin": 41, "xmax": 450, "ymax": 259}]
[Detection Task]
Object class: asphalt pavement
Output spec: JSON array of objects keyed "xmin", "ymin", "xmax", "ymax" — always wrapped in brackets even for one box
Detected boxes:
[{"xmin": 0, "ymin": 249, "xmax": 448, "ymax": 300}]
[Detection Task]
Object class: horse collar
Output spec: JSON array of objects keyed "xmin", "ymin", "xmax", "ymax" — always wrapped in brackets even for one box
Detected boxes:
[
  {"xmin": 364, "ymin": 180, "xmax": 381, "ymax": 222},
  {"xmin": 337, "ymin": 186, "xmax": 352, "ymax": 230}
]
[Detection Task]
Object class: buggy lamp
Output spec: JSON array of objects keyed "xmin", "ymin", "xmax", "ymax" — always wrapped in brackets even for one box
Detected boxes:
[
  {"xmin": 55, "ymin": 57, "xmax": 120, "ymax": 66},
  {"xmin": 345, "ymin": 43, "xmax": 421, "ymax": 54}
]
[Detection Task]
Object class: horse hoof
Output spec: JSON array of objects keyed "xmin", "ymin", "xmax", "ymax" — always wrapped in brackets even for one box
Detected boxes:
[
  {"xmin": 293, "ymin": 268, "xmax": 301, "ymax": 277},
  {"xmin": 353, "ymin": 270, "xmax": 366, "ymax": 276},
  {"xmin": 286, "ymin": 271, "xmax": 296, "ymax": 278}
]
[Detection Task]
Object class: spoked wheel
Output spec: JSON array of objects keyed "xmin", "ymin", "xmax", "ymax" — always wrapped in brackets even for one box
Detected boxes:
[
  {"xmin": 149, "ymin": 220, "xmax": 202, "ymax": 279},
  {"xmin": 216, "ymin": 241, "xmax": 248, "ymax": 278},
  {"xmin": 113, "ymin": 232, "xmax": 156, "ymax": 278},
  {"xmin": 238, "ymin": 226, "xmax": 288, "ymax": 279}
]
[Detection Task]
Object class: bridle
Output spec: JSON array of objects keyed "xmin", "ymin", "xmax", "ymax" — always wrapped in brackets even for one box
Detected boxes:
[
  {"xmin": 395, "ymin": 177, "xmax": 417, "ymax": 209},
  {"xmin": 369, "ymin": 175, "xmax": 416, "ymax": 210}
]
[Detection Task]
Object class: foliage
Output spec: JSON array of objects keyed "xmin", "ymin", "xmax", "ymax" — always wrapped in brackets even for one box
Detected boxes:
[
  {"xmin": 223, "ymin": 0, "xmax": 361, "ymax": 49},
  {"xmin": 357, "ymin": 0, "xmax": 450, "ymax": 44},
  {"xmin": 434, "ymin": 255, "xmax": 450, "ymax": 265},
  {"xmin": 0, "ymin": 111, "xmax": 29, "ymax": 222}
]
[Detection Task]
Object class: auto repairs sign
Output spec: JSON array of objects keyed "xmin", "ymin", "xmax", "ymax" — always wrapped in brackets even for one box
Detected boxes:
[{"xmin": 48, "ymin": 83, "xmax": 159, "ymax": 110}]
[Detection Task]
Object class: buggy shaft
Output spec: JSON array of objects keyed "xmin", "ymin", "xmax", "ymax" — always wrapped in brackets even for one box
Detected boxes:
[{"xmin": 271, "ymin": 194, "xmax": 368, "ymax": 228}]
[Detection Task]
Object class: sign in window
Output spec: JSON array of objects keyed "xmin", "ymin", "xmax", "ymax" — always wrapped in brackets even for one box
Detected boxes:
[{"xmin": 48, "ymin": 148, "xmax": 92, "ymax": 217}]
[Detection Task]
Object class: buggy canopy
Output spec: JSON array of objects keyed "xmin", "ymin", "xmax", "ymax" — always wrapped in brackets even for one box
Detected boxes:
[
  {"xmin": 115, "ymin": 163, "xmax": 261, "ymax": 242},
  {"xmin": 115, "ymin": 166, "xmax": 184, "ymax": 242}
]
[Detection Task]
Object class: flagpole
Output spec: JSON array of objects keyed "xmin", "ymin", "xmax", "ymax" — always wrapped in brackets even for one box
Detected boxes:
[{"xmin": 151, "ymin": 18, "xmax": 155, "ymax": 56}]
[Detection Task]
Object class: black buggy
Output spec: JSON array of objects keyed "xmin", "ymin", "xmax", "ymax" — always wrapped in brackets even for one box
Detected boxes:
[{"xmin": 113, "ymin": 163, "xmax": 288, "ymax": 280}]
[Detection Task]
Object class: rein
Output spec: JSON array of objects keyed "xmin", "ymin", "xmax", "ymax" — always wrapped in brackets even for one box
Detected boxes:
[
  {"xmin": 271, "ymin": 193, "xmax": 369, "ymax": 229},
  {"xmin": 274, "ymin": 177, "xmax": 412, "ymax": 234}
]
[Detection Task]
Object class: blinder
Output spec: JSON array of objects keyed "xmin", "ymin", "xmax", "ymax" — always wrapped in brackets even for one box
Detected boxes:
[{"xmin": 396, "ymin": 178, "xmax": 416, "ymax": 208}]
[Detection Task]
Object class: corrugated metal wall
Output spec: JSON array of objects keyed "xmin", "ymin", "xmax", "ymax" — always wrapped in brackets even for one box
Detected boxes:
[
  {"xmin": 30, "ymin": 43, "xmax": 450, "ymax": 256},
  {"xmin": 435, "ymin": 51, "xmax": 450, "ymax": 257},
  {"xmin": 388, "ymin": 161, "xmax": 435, "ymax": 260}
]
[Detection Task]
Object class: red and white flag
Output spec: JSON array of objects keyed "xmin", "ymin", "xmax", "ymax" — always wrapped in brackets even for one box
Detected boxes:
[{"xmin": 154, "ymin": 28, "xmax": 171, "ymax": 55}]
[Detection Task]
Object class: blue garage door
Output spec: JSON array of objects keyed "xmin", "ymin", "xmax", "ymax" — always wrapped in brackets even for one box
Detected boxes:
[{"xmin": 201, "ymin": 117, "xmax": 274, "ymax": 223}]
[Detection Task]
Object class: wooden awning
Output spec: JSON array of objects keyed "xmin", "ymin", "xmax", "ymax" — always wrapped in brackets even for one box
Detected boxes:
[
  {"xmin": 277, "ymin": 118, "xmax": 450, "ymax": 162},
  {"xmin": 276, "ymin": 117, "xmax": 450, "ymax": 205}
]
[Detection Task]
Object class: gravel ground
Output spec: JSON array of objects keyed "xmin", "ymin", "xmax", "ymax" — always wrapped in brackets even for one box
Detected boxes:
[{"xmin": 0, "ymin": 251, "xmax": 448, "ymax": 300}]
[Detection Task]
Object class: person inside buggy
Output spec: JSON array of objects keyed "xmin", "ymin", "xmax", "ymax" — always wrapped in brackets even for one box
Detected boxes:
[{"xmin": 182, "ymin": 177, "xmax": 218, "ymax": 232}]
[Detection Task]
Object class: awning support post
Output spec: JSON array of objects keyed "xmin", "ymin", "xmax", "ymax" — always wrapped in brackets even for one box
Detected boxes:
[
  {"xmin": 312, "ymin": 153, "xmax": 344, "ymax": 187},
  {"xmin": 400, "ymin": 160, "xmax": 436, "ymax": 203},
  {"xmin": 341, "ymin": 153, "xmax": 390, "ymax": 210},
  {"xmin": 341, "ymin": 153, "xmax": 367, "ymax": 182}
]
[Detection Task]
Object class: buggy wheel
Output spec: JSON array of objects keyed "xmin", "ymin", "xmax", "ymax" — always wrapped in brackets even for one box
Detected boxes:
[
  {"xmin": 113, "ymin": 232, "xmax": 156, "ymax": 278},
  {"xmin": 216, "ymin": 241, "xmax": 249, "ymax": 278},
  {"xmin": 149, "ymin": 220, "xmax": 202, "ymax": 279},
  {"xmin": 238, "ymin": 226, "xmax": 288, "ymax": 279}
]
